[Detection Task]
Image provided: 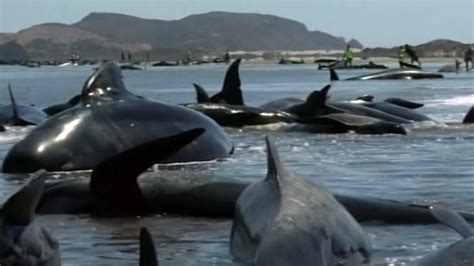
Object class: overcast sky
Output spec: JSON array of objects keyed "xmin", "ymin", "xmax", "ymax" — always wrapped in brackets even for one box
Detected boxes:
[{"xmin": 1, "ymin": 0, "xmax": 473, "ymax": 47}]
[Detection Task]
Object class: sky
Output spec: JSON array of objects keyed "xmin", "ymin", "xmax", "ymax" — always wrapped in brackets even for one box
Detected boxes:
[{"xmin": 0, "ymin": 0, "xmax": 473, "ymax": 47}]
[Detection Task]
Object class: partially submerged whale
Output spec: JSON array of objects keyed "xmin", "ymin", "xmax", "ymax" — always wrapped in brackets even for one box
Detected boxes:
[
  {"xmin": 329, "ymin": 68, "xmax": 443, "ymax": 81},
  {"xmin": 318, "ymin": 60, "xmax": 387, "ymax": 70},
  {"xmin": 0, "ymin": 84, "xmax": 47, "ymax": 126},
  {"xmin": 2, "ymin": 62, "xmax": 232, "ymax": 173},
  {"xmin": 463, "ymin": 106, "xmax": 474, "ymax": 124},
  {"xmin": 279, "ymin": 85, "xmax": 409, "ymax": 134},
  {"xmin": 229, "ymin": 137, "xmax": 371, "ymax": 265},
  {"xmin": 417, "ymin": 207, "xmax": 474, "ymax": 266},
  {"xmin": 185, "ymin": 59, "xmax": 294, "ymax": 127},
  {"xmin": 36, "ymin": 132, "xmax": 474, "ymax": 223},
  {"xmin": 0, "ymin": 170, "xmax": 60, "ymax": 265},
  {"xmin": 350, "ymin": 96, "xmax": 432, "ymax": 122}
]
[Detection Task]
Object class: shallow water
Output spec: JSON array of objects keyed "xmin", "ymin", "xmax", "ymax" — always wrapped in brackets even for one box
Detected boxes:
[{"xmin": 0, "ymin": 63, "xmax": 473, "ymax": 265}]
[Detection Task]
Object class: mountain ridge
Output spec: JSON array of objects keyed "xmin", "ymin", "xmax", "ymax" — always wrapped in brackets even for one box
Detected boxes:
[{"xmin": 0, "ymin": 11, "xmax": 362, "ymax": 61}]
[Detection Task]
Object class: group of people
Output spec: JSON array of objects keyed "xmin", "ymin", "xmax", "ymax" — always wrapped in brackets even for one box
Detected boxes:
[{"xmin": 342, "ymin": 44, "xmax": 473, "ymax": 71}]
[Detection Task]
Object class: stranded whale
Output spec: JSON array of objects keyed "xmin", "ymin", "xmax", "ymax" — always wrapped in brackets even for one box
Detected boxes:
[
  {"xmin": 2, "ymin": 62, "xmax": 232, "ymax": 173},
  {"xmin": 329, "ymin": 68, "xmax": 443, "ymax": 81},
  {"xmin": 230, "ymin": 137, "xmax": 371, "ymax": 265}
]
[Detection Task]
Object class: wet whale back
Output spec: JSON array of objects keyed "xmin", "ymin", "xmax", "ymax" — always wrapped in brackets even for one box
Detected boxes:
[
  {"xmin": 230, "ymin": 137, "xmax": 371, "ymax": 265},
  {"xmin": 2, "ymin": 62, "xmax": 232, "ymax": 173}
]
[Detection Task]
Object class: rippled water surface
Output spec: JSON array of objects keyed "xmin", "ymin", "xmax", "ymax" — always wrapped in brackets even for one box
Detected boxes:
[{"xmin": 0, "ymin": 63, "xmax": 473, "ymax": 265}]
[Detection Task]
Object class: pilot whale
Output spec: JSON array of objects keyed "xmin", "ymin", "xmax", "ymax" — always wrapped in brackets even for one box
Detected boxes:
[
  {"xmin": 417, "ymin": 207, "xmax": 474, "ymax": 266},
  {"xmin": 230, "ymin": 137, "xmax": 371, "ymax": 265},
  {"xmin": 36, "ymin": 131, "xmax": 474, "ymax": 224},
  {"xmin": 330, "ymin": 68, "xmax": 443, "ymax": 81},
  {"xmin": 0, "ymin": 84, "xmax": 47, "ymax": 126},
  {"xmin": 0, "ymin": 170, "xmax": 60, "ymax": 265},
  {"xmin": 184, "ymin": 59, "xmax": 294, "ymax": 127},
  {"xmin": 2, "ymin": 62, "xmax": 232, "ymax": 173}
]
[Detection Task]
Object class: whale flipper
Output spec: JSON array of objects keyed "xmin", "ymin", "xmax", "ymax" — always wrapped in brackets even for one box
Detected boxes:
[
  {"xmin": 2, "ymin": 169, "xmax": 47, "ymax": 225},
  {"xmin": 210, "ymin": 59, "xmax": 244, "ymax": 105},
  {"xmin": 193, "ymin": 83, "xmax": 211, "ymax": 103},
  {"xmin": 383, "ymin": 97, "xmax": 424, "ymax": 109},
  {"xmin": 140, "ymin": 228, "xmax": 158, "ymax": 266},
  {"xmin": 330, "ymin": 68, "xmax": 340, "ymax": 81},
  {"xmin": 430, "ymin": 207, "xmax": 473, "ymax": 238},
  {"xmin": 463, "ymin": 106, "xmax": 474, "ymax": 124},
  {"xmin": 90, "ymin": 128, "xmax": 205, "ymax": 216}
]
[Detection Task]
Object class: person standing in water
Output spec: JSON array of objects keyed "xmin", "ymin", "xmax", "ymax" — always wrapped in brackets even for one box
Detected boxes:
[
  {"xmin": 464, "ymin": 47, "xmax": 472, "ymax": 72},
  {"xmin": 343, "ymin": 45, "xmax": 353, "ymax": 66},
  {"xmin": 398, "ymin": 46, "xmax": 406, "ymax": 68},
  {"xmin": 404, "ymin": 44, "xmax": 421, "ymax": 67}
]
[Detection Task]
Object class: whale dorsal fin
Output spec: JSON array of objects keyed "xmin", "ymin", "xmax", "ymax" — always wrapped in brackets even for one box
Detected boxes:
[
  {"xmin": 430, "ymin": 206, "xmax": 473, "ymax": 238},
  {"xmin": 463, "ymin": 106, "xmax": 474, "ymax": 124},
  {"xmin": 330, "ymin": 68, "xmax": 340, "ymax": 81},
  {"xmin": 140, "ymin": 228, "xmax": 158, "ymax": 266},
  {"xmin": 210, "ymin": 58, "xmax": 244, "ymax": 105},
  {"xmin": 284, "ymin": 85, "xmax": 332, "ymax": 118},
  {"xmin": 7, "ymin": 84, "xmax": 22, "ymax": 125},
  {"xmin": 90, "ymin": 128, "xmax": 205, "ymax": 216},
  {"xmin": 81, "ymin": 62, "xmax": 133, "ymax": 104},
  {"xmin": 265, "ymin": 136, "xmax": 290, "ymax": 184},
  {"xmin": 193, "ymin": 83, "xmax": 211, "ymax": 103},
  {"xmin": 2, "ymin": 169, "xmax": 47, "ymax": 225}
]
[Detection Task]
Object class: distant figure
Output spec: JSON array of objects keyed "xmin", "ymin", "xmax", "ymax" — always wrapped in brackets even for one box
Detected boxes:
[
  {"xmin": 224, "ymin": 50, "xmax": 230, "ymax": 64},
  {"xmin": 343, "ymin": 45, "xmax": 353, "ymax": 66},
  {"xmin": 455, "ymin": 59, "xmax": 461, "ymax": 72},
  {"xmin": 186, "ymin": 50, "xmax": 192, "ymax": 64},
  {"xmin": 127, "ymin": 51, "xmax": 132, "ymax": 62},
  {"xmin": 398, "ymin": 46, "xmax": 405, "ymax": 68},
  {"xmin": 121, "ymin": 52, "xmax": 125, "ymax": 62},
  {"xmin": 404, "ymin": 44, "xmax": 421, "ymax": 67},
  {"xmin": 464, "ymin": 47, "xmax": 472, "ymax": 72}
]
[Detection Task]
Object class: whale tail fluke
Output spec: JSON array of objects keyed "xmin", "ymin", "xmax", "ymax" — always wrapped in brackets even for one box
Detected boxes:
[
  {"xmin": 90, "ymin": 128, "xmax": 205, "ymax": 216},
  {"xmin": 193, "ymin": 83, "xmax": 211, "ymax": 103},
  {"xmin": 462, "ymin": 106, "xmax": 474, "ymax": 124},
  {"xmin": 329, "ymin": 68, "xmax": 339, "ymax": 81},
  {"xmin": 210, "ymin": 58, "xmax": 244, "ymax": 105},
  {"xmin": 139, "ymin": 228, "xmax": 158, "ymax": 266},
  {"xmin": 430, "ymin": 206, "xmax": 473, "ymax": 238}
]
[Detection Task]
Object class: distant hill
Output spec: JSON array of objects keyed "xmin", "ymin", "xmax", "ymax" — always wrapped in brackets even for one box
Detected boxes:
[
  {"xmin": 0, "ymin": 11, "xmax": 362, "ymax": 61},
  {"xmin": 360, "ymin": 39, "xmax": 471, "ymax": 58}
]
